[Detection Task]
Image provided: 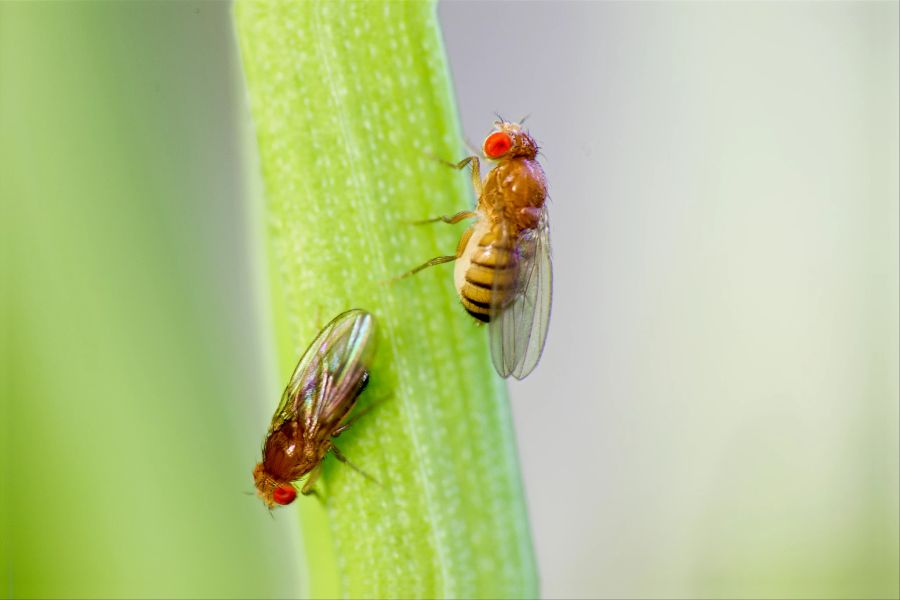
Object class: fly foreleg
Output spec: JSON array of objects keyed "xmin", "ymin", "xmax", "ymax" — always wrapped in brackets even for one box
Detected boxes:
[
  {"xmin": 432, "ymin": 154, "xmax": 483, "ymax": 197},
  {"xmin": 301, "ymin": 466, "xmax": 322, "ymax": 498},
  {"xmin": 451, "ymin": 155, "xmax": 483, "ymax": 197}
]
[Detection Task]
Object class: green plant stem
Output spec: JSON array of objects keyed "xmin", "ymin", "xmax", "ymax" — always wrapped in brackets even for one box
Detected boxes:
[{"xmin": 234, "ymin": 1, "xmax": 537, "ymax": 598}]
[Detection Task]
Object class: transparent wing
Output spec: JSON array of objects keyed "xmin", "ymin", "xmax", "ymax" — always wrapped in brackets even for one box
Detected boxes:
[
  {"xmin": 489, "ymin": 210, "xmax": 552, "ymax": 379},
  {"xmin": 270, "ymin": 309, "xmax": 376, "ymax": 438}
]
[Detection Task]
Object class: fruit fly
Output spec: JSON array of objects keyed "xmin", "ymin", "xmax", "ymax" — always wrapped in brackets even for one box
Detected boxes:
[
  {"xmin": 402, "ymin": 119, "xmax": 552, "ymax": 380},
  {"xmin": 253, "ymin": 309, "xmax": 376, "ymax": 508}
]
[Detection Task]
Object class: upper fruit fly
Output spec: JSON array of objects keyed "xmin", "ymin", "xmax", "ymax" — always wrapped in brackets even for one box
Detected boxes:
[
  {"xmin": 401, "ymin": 119, "xmax": 552, "ymax": 380},
  {"xmin": 253, "ymin": 309, "xmax": 377, "ymax": 508}
]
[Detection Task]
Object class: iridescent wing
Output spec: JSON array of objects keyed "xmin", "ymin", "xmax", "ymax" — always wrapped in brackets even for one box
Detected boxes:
[
  {"xmin": 489, "ymin": 209, "xmax": 552, "ymax": 379},
  {"xmin": 269, "ymin": 309, "xmax": 377, "ymax": 439}
]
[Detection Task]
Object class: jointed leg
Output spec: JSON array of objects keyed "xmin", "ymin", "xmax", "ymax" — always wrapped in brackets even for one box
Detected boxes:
[
  {"xmin": 301, "ymin": 466, "xmax": 322, "ymax": 498},
  {"xmin": 331, "ymin": 444, "xmax": 379, "ymax": 485},
  {"xmin": 331, "ymin": 393, "xmax": 391, "ymax": 438},
  {"xmin": 331, "ymin": 407, "xmax": 372, "ymax": 438},
  {"xmin": 411, "ymin": 210, "xmax": 477, "ymax": 226},
  {"xmin": 392, "ymin": 255, "xmax": 456, "ymax": 281},
  {"xmin": 433, "ymin": 154, "xmax": 483, "ymax": 197},
  {"xmin": 448, "ymin": 155, "xmax": 483, "ymax": 197}
]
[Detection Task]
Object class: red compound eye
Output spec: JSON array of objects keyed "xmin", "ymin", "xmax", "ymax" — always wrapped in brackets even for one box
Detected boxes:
[
  {"xmin": 483, "ymin": 131, "xmax": 512, "ymax": 158},
  {"xmin": 273, "ymin": 485, "xmax": 297, "ymax": 505}
]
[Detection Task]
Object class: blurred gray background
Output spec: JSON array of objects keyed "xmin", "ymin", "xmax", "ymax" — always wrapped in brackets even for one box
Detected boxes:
[{"xmin": 439, "ymin": 1, "xmax": 899, "ymax": 598}]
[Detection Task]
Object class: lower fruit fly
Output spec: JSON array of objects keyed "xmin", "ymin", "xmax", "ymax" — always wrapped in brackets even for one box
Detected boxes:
[
  {"xmin": 402, "ymin": 120, "xmax": 552, "ymax": 380},
  {"xmin": 253, "ymin": 309, "xmax": 377, "ymax": 508}
]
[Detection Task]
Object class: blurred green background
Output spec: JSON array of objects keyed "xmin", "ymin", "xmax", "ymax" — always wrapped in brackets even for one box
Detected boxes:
[
  {"xmin": 2, "ymin": 2, "xmax": 298, "ymax": 597},
  {"xmin": 2, "ymin": 1, "xmax": 898, "ymax": 599}
]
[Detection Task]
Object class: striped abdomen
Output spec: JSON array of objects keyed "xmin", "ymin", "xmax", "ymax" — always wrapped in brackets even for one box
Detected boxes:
[{"xmin": 454, "ymin": 220, "xmax": 518, "ymax": 322}]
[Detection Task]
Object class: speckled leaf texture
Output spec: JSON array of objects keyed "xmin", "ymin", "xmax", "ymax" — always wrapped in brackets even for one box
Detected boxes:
[{"xmin": 234, "ymin": 2, "xmax": 537, "ymax": 598}]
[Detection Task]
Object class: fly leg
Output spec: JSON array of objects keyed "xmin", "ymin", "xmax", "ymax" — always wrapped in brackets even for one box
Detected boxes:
[
  {"xmin": 331, "ymin": 392, "xmax": 391, "ymax": 438},
  {"xmin": 331, "ymin": 445, "xmax": 379, "ymax": 485},
  {"xmin": 427, "ymin": 152, "xmax": 484, "ymax": 196},
  {"xmin": 300, "ymin": 466, "xmax": 322, "ymax": 499},
  {"xmin": 392, "ymin": 221, "xmax": 477, "ymax": 283},
  {"xmin": 391, "ymin": 255, "xmax": 456, "ymax": 282},
  {"xmin": 446, "ymin": 155, "xmax": 483, "ymax": 197},
  {"xmin": 410, "ymin": 210, "xmax": 477, "ymax": 225}
]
